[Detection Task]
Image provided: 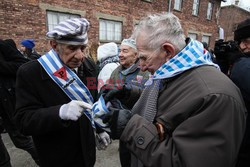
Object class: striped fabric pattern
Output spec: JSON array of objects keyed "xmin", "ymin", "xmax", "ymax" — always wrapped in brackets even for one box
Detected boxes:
[
  {"xmin": 152, "ymin": 39, "xmax": 219, "ymax": 81},
  {"xmin": 38, "ymin": 49, "xmax": 95, "ymax": 128},
  {"xmin": 92, "ymin": 95, "xmax": 110, "ymax": 132},
  {"xmin": 46, "ymin": 18, "xmax": 90, "ymax": 45}
]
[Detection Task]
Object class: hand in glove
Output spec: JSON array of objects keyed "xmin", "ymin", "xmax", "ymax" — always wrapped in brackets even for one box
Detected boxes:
[
  {"xmin": 96, "ymin": 131, "xmax": 111, "ymax": 150},
  {"xmin": 59, "ymin": 100, "xmax": 92, "ymax": 121},
  {"xmin": 99, "ymin": 84, "xmax": 131, "ymax": 103},
  {"xmin": 103, "ymin": 107, "xmax": 132, "ymax": 140}
]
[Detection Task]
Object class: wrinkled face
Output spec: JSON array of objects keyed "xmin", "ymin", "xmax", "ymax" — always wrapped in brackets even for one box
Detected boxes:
[
  {"xmin": 119, "ymin": 45, "xmax": 138, "ymax": 68},
  {"xmin": 55, "ymin": 43, "xmax": 87, "ymax": 69},
  {"xmin": 136, "ymin": 32, "xmax": 167, "ymax": 74},
  {"xmin": 240, "ymin": 38, "xmax": 250, "ymax": 53}
]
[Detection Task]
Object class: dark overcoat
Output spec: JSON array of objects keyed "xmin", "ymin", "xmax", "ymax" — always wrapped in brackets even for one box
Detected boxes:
[
  {"xmin": 0, "ymin": 39, "xmax": 27, "ymax": 118},
  {"xmin": 121, "ymin": 66, "xmax": 247, "ymax": 167},
  {"xmin": 15, "ymin": 57, "xmax": 98, "ymax": 167},
  {"xmin": 230, "ymin": 52, "xmax": 250, "ymax": 167}
]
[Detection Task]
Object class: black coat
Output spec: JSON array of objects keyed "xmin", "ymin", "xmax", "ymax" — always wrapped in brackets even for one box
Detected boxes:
[
  {"xmin": 15, "ymin": 57, "xmax": 98, "ymax": 167},
  {"xmin": 230, "ymin": 52, "xmax": 250, "ymax": 167},
  {"xmin": 0, "ymin": 39, "xmax": 27, "ymax": 79},
  {"xmin": 0, "ymin": 39, "xmax": 27, "ymax": 118}
]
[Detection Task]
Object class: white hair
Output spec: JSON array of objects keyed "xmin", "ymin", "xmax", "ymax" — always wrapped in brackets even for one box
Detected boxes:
[{"xmin": 132, "ymin": 12, "xmax": 186, "ymax": 52}]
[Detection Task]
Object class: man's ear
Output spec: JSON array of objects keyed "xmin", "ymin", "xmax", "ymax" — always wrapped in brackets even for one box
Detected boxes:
[{"xmin": 162, "ymin": 43, "xmax": 176, "ymax": 60}]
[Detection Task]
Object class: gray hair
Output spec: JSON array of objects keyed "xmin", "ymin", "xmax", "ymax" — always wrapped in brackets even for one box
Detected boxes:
[{"xmin": 132, "ymin": 12, "xmax": 186, "ymax": 52}]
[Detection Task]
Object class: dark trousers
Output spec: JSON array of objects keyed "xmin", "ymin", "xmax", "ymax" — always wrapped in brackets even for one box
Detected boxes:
[
  {"xmin": 0, "ymin": 87, "xmax": 40, "ymax": 166},
  {"xmin": 119, "ymin": 140, "xmax": 131, "ymax": 167}
]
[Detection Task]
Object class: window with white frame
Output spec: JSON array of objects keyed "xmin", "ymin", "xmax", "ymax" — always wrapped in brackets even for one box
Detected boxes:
[
  {"xmin": 99, "ymin": 19, "xmax": 122, "ymax": 42},
  {"xmin": 202, "ymin": 35, "xmax": 210, "ymax": 45},
  {"xmin": 174, "ymin": 0, "xmax": 182, "ymax": 11},
  {"xmin": 47, "ymin": 11, "xmax": 80, "ymax": 31},
  {"xmin": 188, "ymin": 33, "xmax": 198, "ymax": 40},
  {"xmin": 207, "ymin": 2, "xmax": 213, "ymax": 20},
  {"xmin": 192, "ymin": 0, "xmax": 200, "ymax": 16}
]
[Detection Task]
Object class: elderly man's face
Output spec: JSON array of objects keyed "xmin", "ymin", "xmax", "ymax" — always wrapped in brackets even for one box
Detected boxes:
[
  {"xmin": 136, "ymin": 32, "xmax": 167, "ymax": 74},
  {"xmin": 56, "ymin": 43, "xmax": 87, "ymax": 69},
  {"xmin": 119, "ymin": 45, "xmax": 137, "ymax": 68}
]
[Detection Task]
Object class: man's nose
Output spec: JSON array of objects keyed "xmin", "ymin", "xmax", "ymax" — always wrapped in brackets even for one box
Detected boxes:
[
  {"xmin": 119, "ymin": 51, "xmax": 123, "ymax": 58},
  {"xmin": 74, "ymin": 48, "xmax": 85, "ymax": 60}
]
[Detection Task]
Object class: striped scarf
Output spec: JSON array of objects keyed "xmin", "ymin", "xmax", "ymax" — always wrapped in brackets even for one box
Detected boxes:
[
  {"xmin": 152, "ymin": 39, "xmax": 219, "ymax": 81},
  {"xmin": 38, "ymin": 49, "xmax": 95, "ymax": 128}
]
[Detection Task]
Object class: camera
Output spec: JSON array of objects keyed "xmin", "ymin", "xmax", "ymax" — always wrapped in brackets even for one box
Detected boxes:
[
  {"xmin": 214, "ymin": 40, "xmax": 238, "ymax": 54},
  {"xmin": 213, "ymin": 40, "xmax": 239, "ymax": 75}
]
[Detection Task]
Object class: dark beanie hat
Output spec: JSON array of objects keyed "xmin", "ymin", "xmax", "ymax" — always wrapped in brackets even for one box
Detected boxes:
[
  {"xmin": 21, "ymin": 39, "xmax": 35, "ymax": 49},
  {"xmin": 234, "ymin": 18, "xmax": 250, "ymax": 43}
]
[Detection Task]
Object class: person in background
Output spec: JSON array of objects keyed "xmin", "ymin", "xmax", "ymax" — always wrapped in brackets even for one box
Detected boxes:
[
  {"xmin": 102, "ymin": 12, "xmax": 246, "ymax": 167},
  {"xmin": 100, "ymin": 38, "xmax": 150, "ymax": 167},
  {"xmin": 0, "ymin": 39, "xmax": 39, "ymax": 166},
  {"xmin": 15, "ymin": 18, "xmax": 110, "ymax": 167},
  {"xmin": 20, "ymin": 39, "xmax": 40, "ymax": 60},
  {"xmin": 230, "ymin": 18, "xmax": 250, "ymax": 167},
  {"xmin": 103, "ymin": 38, "xmax": 150, "ymax": 109},
  {"xmin": 97, "ymin": 42, "xmax": 119, "ymax": 92}
]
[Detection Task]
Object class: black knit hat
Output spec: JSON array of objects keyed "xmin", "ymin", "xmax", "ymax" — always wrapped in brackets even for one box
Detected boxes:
[{"xmin": 234, "ymin": 18, "xmax": 250, "ymax": 43}]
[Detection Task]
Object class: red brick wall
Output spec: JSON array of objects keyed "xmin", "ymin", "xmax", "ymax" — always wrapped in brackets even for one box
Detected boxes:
[
  {"xmin": 219, "ymin": 5, "xmax": 250, "ymax": 41},
  {"xmin": 173, "ymin": 0, "xmax": 221, "ymax": 49},
  {"xmin": 0, "ymin": 0, "xmax": 221, "ymax": 56}
]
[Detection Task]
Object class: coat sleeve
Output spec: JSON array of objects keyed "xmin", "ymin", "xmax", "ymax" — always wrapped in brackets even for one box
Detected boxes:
[
  {"xmin": 15, "ymin": 65, "xmax": 69, "ymax": 136},
  {"xmin": 120, "ymin": 93, "xmax": 246, "ymax": 167}
]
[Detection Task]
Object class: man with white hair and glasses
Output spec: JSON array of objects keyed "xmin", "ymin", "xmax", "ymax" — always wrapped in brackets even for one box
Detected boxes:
[
  {"xmin": 15, "ymin": 18, "xmax": 110, "ymax": 167},
  {"xmin": 102, "ymin": 13, "xmax": 247, "ymax": 167}
]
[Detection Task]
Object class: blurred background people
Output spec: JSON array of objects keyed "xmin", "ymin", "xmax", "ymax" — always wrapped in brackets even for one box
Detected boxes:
[
  {"xmin": 20, "ymin": 39, "xmax": 40, "ymax": 60},
  {"xmin": 0, "ymin": 39, "xmax": 39, "ymax": 166},
  {"xmin": 97, "ymin": 42, "xmax": 119, "ymax": 92}
]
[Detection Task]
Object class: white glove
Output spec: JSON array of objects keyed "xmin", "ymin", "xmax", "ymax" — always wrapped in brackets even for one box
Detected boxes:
[
  {"xmin": 59, "ymin": 100, "xmax": 92, "ymax": 121},
  {"xmin": 96, "ymin": 132, "xmax": 111, "ymax": 150}
]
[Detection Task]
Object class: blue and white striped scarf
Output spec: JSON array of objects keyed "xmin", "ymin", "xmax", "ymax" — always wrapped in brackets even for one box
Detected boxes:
[
  {"xmin": 151, "ymin": 39, "xmax": 219, "ymax": 82},
  {"xmin": 38, "ymin": 49, "xmax": 95, "ymax": 128}
]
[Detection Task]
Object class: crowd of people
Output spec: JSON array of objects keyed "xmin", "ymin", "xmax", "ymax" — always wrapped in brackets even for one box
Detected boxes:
[{"xmin": 0, "ymin": 12, "xmax": 249, "ymax": 167}]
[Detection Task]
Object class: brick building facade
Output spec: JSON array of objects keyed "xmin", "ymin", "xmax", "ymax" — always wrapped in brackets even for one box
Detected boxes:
[
  {"xmin": 0, "ymin": 0, "xmax": 223, "ymax": 60},
  {"xmin": 219, "ymin": 5, "xmax": 250, "ymax": 41}
]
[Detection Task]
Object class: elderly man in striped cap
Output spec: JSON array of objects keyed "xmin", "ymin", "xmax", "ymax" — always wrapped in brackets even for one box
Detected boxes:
[{"xmin": 15, "ymin": 18, "xmax": 110, "ymax": 167}]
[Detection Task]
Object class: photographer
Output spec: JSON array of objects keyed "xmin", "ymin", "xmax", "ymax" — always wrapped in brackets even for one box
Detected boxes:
[
  {"xmin": 230, "ymin": 18, "xmax": 250, "ymax": 167},
  {"xmin": 214, "ymin": 39, "xmax": 239, "ymax": 76}
]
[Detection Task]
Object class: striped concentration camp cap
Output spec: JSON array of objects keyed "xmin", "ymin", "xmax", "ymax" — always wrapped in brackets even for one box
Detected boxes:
[{"xmin": 46, "ymin": 18, "xmax": 90, "ymax": 45}]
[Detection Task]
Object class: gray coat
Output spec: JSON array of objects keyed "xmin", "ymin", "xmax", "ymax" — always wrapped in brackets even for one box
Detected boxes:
[{"xmin": 121, "ymin": 66, "xmax": 247, "ymax": 167}]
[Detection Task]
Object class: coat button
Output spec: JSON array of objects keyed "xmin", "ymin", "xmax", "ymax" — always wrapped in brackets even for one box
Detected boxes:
[{"xmin": 137, "ymin": 136, "xmax": 144, "ymax": 145}]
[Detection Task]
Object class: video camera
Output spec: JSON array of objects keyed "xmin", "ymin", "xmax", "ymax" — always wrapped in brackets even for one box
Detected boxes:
[
  {"xmin": 214, "ymin": 40, "xmax": 238, "ymax": 54},
  {"xmin": 213, "ymin": 40, "xmax": 239, "ymax": 75}
]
